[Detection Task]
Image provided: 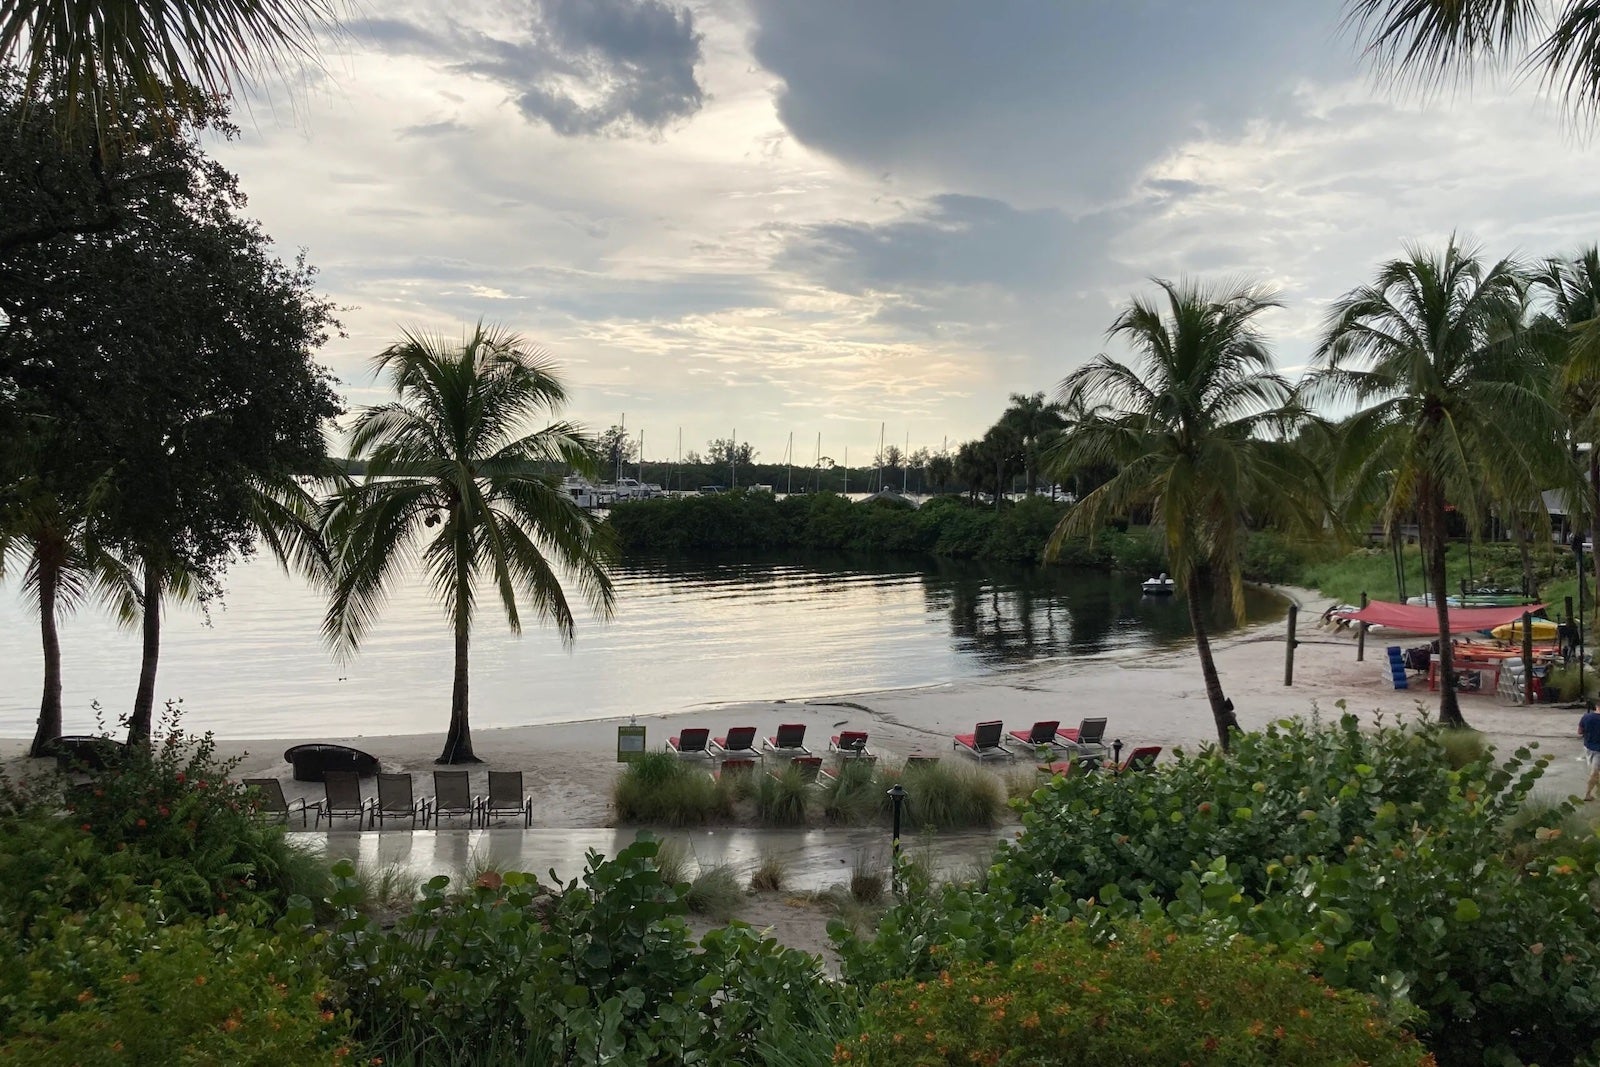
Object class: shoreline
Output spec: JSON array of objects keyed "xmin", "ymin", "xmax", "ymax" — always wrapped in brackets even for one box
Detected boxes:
[{"xmin": 5, "ymin": 581, "xmax": 1592, "ymax": 823}]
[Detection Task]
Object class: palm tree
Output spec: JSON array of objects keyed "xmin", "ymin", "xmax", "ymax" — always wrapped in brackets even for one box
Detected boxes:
[
  {"xmin": 1001, "ymin": 392, "xmax": 1067, "ymax": 495},
  {"xmin": 1, "ymin": 0, "xmax": 339, "ymax": 138},
  {"xmin": 1345, "ymin": 1, "xmax": 1600, "ymax": 120},
  {"xmin": 1045, "ymin": 279, "xmax": 1314, "ymax": 750},
  {"xmin": 322, "ymin": 324, "xmax": 617, "ymax": 765},
  {"xmin": 1306, "ymin": 238, "xmax": 1559, "ymax": 727},
  {"xmin": 0, "ymin": 477, "xmax": 135, "ymax": 756}
]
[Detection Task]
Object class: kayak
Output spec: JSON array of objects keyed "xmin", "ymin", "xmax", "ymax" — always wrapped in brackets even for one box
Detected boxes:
[{"xmin": 1490, "ymin": 618, "xmax": 1558, "ymax": 642}]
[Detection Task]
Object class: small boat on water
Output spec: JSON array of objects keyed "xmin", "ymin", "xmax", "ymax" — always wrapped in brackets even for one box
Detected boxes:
[{"xmin": 1142, "ymin": 572, "xmax": 1175, "ymax": 596}]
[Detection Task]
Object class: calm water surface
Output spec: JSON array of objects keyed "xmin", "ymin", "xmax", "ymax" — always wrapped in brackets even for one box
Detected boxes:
[{"xmin": 0, "ymin": 552, "xmax": 1282, "ymax": 739}]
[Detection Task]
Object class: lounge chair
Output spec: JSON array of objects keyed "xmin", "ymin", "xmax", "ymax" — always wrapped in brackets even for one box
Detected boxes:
[
  {"xmin": 480, "ymin": 770, "xmax": 534, "ymax": 828},
  {"xmin": 242, "ymin": 777, "xmax": 310, "ymax": 828},
  {"xmin": 667, "ymin": 727, "xmax": 711, "ymax": 757},
  {"xmin": 953, "ymin": 721, "xmax": 1008, "ymax": 761},
  {"xmin": 1119, "ymin": 745, "xmax": 1161, "ymax": 772},
  {"xmin": 370, "ymin": 772, "xmax": 423, "ymax": 830},
  {"xmin": 1057, "ymin": 717, "xmax": 1108, "ymax": 756},
  {"xmin": 772, "ymin": 755, "xmax": 824, "ymax": 783},
  {"xmin": 905, "ymin": 753, "xmax": 941, "ymax": 767},
  {"xmin": 709, "ymin": 758, "xmax": 757, "ymax": 782},
  {"xmin": 427, "ymin": 770, "xmax": 479, "ymax": 828},
  {"xmin": 828, "ymin": 731, "xmax": 873, "ymax": 759},
  {"xmin": 1037, "ymin": 759, "xmax": 1079, "ymax": 777},
  {"xmin": 1007, "ymin": 720, "xmax": 1064, "ymax": 752},
  {"xmin": 313, "ymin": 770, "xmax": 372, "ymax": 829},
  {"xmin": 710, "ymin": 726, "xmax": 757, "ymax": 757},
  {"xmin": 762, "ymin": 723, "xmax": 810, "ymax": 756}
]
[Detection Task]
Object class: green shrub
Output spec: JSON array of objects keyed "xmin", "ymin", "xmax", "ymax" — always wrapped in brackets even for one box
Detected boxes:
[
  {"xmin": 819, "ymin": 760, "xmax": 883, "ymax": 825},
  {"xmin": 1544, "ymin": 660, "xmax": 1599, "ymax": 702},
  {"xmin": 685, "ymin": 864, "xmax": 744, "ymax": 921},
  {"xmin": 749, "ymin": 851, "xmax": 788, "ymax": 893},
  {"xmin": 0, "ymin": 904, "xmax": 348, "ymax": 1064},
  {"xmin": 613, "ymin": 752, "xmax": 730, "ymax": 827},
  {"xmin": 848, "ymin": 920, "xmax": 1430, "ymax": 1067},
  {"xmin": 757, "ymin": 767, "xmax": 811, "ymax": 826},
  {"xmin": 305, "ymin": 840, "xmax": 845, "ymax": 1066},
  {"xmin": 889, "ymin": 759, "xmax": 1006, "ymax": 830}
]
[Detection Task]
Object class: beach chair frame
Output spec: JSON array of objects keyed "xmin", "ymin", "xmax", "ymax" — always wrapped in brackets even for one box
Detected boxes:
[
  {"xmin": 426, "ymin": 769, "xmax": 480, "ymax": 828},
  {"xmin": 709, "ymin": 727, "xmax": 757, "ymax": 757},
  {"xmin": 242, "ymin": 777, "xmax": 310, "ymax": 828},
  {"xmin": 762, "ymin": 723, "xmax": 811, "ymax": 756},
  {"xmin": 371, "ymin": 772, "xmax": 423, "ymax": 830},
  {"xmin": 954, "ymin": 721, "xmax": 1010, "ymax": 761},
  {"xmin": 313, "ymin": 770, "xmax": 373, "ymax": 829},
  {"xmin": 479, "ymin": 770, "xmax": 534, "ymax": 828}
]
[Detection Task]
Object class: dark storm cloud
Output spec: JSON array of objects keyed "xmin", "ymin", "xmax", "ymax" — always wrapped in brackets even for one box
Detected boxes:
[
  {"xmin": 347, "ymin": 0, "xmax": 703, "ymax": 136},
  {"xmin": 744, "ymin": 2, "xmax": 1353, "ymax": 203}
]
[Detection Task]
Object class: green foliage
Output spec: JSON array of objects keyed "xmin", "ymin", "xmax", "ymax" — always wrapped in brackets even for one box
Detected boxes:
[
  {"xmin": 1239, "ymin": 529, "xmax": 1330, "ymax": 585},
  {"xmin": 848, "ymin": 920, "xmax": 1430, "ymax": 1067},
  {"xmin": 305, "ymin": 839, "xmax": 845, "ymax": 1066},
  {"xmin": 609, "ymin": 491, "xmax": 1166, "ymax": 570},
  {"xmin": 819, "ymin": 759, "xmax": 884, "ymax": 825},
  {"xmin": 0, "ymin": 725, "xmax": 322, "ymax": 933},
  {"xmin": 685, "ymin": 864, "xmax": 744, "ymax": 921},
  {"xmin": 1303, "ymin": 541, "xmax": 1566, "ymax": 606},
  {"xmin": 1544, "ymin": 660, "xmax": 1600, "ymax": 702},
  {"xmin": 0, "ymin": 904, "xmax": 347, "ymax": 1064},
  {"xmin": 612, "ymin": 751, "xmax": 731, "ymax": 826},
  {"xmin": 833, "ymin": 713, "xmax": 1600, "ymax": 1066},
  {"xmin": 749, "ymin": 851, "xmax": 788, "ymax": 893},
  {"xmin": 757, "ymin": 766, "xmax": 811, "ymax": 827},
  {"xmin": 888, "ymin": 759, "xmax": 1007, "ymax": 831}
]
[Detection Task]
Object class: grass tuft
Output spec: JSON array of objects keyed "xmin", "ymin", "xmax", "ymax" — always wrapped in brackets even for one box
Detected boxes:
[
  {"xmin": 757, "ymin": 766, "xmax": 811, "ymax": 827},
  {"xmin": 891, "ymin": 760, "xmax": 1006, "ymax": 830},
  {"xmin": 849, "ymin": 853, "xmax": 886, "ymax": 905},
  {"xmin": 749, "ymin": 849, "xmax": 788, "ymax": 893},
  {"xmin": 614, "ymin": 752, "xmax": 731, "ymax": 827},
  {"xmin": 685, "ymin": 863, "xmax": 744, "ymax": 921},
  {"xmin": 820, "ymin": 760, "xmax": 883, "ymax": 825}
]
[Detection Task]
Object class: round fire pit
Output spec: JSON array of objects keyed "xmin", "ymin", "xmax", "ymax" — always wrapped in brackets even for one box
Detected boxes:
[{"xmin": 283, "ymin": 743, "xmax": 380, "ymax": 783}]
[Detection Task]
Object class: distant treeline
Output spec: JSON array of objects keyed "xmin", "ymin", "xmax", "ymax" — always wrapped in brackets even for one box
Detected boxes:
[{"xmin": 608, "ymin": 491, "xmax": 1169, "ymax": 570}]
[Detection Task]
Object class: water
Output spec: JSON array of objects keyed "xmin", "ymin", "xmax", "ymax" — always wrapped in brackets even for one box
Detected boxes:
[{"xmin": 0, "ymin": 552, "xmax": 1282, "ymax": 739}]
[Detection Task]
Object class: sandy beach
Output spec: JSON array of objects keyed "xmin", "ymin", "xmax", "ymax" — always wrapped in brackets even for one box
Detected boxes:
[{"xmin": 9, "ymin": 584, "xmax": 1588, "ymax": 818}]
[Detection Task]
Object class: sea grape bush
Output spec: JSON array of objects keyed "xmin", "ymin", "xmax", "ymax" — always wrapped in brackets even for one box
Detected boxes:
[
  {"xmin": 302, "ymin": 839, "xmax": 847, "ymax": 1066},
  {"xmin": 835, "ymin": 713, "xmax": 1600, "ymax": 1066},
  {"xmin": 846, "ymin": 919, "xmax": 1432, "ymax": 1067}
]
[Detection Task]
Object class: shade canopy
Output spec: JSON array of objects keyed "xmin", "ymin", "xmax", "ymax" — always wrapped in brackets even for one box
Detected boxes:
[{"xmin": 1344, "ymin": 600, "xmax": 1546, "ymax": 635}]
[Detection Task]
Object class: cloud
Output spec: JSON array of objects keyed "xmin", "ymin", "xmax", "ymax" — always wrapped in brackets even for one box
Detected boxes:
[{"xmin": 347, "ymin": 0, "xmax": 704, "ymax": 137}]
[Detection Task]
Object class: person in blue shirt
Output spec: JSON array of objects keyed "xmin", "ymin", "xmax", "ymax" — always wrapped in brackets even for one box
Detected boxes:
[{"xmin": 1581, "ymin": 701, "xmax": 1600, "ymax": 802}]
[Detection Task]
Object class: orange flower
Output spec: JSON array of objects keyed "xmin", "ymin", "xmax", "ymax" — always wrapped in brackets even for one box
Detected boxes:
[
  {"xmin": 1273, "ymin": 1026, "xmax": 1285, "ymax": 1040},
  {"xmin": 76, "ymin": 990, "xmax": 94, "ymax": 1004},
  {"xmin": 321, "ymin": 1011, "xmax": 335, "ymax": 1023},
  {"xmin": 222, "ymin": 1018, "xmax": 241, "ymax": 1033},
  {"xmin": 1203, "ymin": 1037, "xmax": 1220, "ymax": 1052},
  {"xmin": 194, "ymin": 975, "xmax": 207, "ymax": 987}
]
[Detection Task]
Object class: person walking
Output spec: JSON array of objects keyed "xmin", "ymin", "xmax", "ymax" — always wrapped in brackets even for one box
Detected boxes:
[{"xmin": 1581, "ymin": 701, "xmax": 1600, "ymax": 802}]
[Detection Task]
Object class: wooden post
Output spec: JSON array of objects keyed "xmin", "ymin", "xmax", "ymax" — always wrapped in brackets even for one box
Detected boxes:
[
  {"xmin": 1567, "ymin": 595, "xmax": 1576, "ymax": 627},
  {"xmin": 1522, "ymin": 610, "xmax": 1535, "ymax": 705},
  {"xmin": 1356, "ymin": 591, "xmax": 1369, "ymax": 662},
  {"xmin": 1284, "ymin": 604, "xmax": 1299, "ymax": 686}
]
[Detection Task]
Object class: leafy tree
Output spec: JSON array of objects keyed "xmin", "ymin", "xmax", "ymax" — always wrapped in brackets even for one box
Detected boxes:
[
  {"xmin": 705, "ymin": 438, "xmax": 757, "ymax": 467},
  {"xmin": 1306, "ymin": 238, "xmax": 1559, "ymax": 727},
  {"xmin": 927, "ymin": 453, "xmax": 955, "ymax": 494},
  {"xmin": 1001, "ymin": 391, "xmax": 1067, "ymax": 494},
  {"xmin": 1, "ymin": 0, "xmax": 338, "ymax": 141},
  {"xmin": 1046, "ymin": 279, "xmax": 1314, "ymax": 749},
  {"xmin": 595, "ymin": 424, "xmax": 639, "ymax": 480},
  {"xmin": 323, "ymin": 325, "xmax": 617, "ymax": 764},
  {"xmin": 1345, "ymin": 0, "xmax": 1600, "ymax": 121},
  {"xmin": 0, "ymin": 78, "xmax": 342, "ymax": 744}
]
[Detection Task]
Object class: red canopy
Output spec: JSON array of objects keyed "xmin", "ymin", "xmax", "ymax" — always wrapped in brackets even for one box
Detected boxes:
[{"xmin": 1343, "ymin": 600, "xmax": 1546, "ymax": 635}]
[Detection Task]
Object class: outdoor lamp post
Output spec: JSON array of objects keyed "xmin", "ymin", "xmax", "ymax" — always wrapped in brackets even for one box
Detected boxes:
[
  {"xmin": 1112, "ymin": 738, "xmax": 1123, "ymax": 776},
  {"xmin": 887, "ymin": 784, "xmax": 907, "ymax": 894}
]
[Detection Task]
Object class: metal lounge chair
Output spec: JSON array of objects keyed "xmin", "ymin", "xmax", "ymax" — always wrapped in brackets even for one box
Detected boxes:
[
  {"xmin": 313, "ymin": 770, "xmax": 372, "ymax": 829},
  {"xmin": 1007, "ymin": 720, "xmax": 1064, "ymax": 752},
  {"xmin": 773, "ymin": 755, "xmax": 824, "ymax": 783},
  {"xmin": 953, "ymin": 720, "xmax": 1008, "ymax": 761},
  {"xmin": 1057, "ymin": 717, "xmax": 1109, "ymax": 756},
  {"xmin": 480, "ymin": 770, "xmax": 534, "ymax": 828},
  {"xmin": 667, "ymin": 727, "xmax": 711, "ymax": 758},
  {"xmin": 762, "ymin": 723, "xmax": 810, "ymax": 756},
  {"xmin": 709, "ymin": 726, "xmax": 757, "ymax": 757},
  {"xmin": 828, "ymin": 731, "xmax": 874, "ymax": 759},
  {"xmin": 428, "ymin": 770, "xmax": 479, "ymax": 828},
  {"xmin": 242, "ymin": 777, "xmax": 310, "ymax": 828},
  {"xmin": 709, "ymin": 758, "xmax": 757, "ymax": 783},
  {"xmin": 370, "ymin": 773, "xmax": 423, "ymax": 830}
]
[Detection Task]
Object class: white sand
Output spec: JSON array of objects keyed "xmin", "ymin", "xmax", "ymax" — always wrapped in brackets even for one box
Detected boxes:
[{"xmin": 9, "ymin": 584, "xmax": 1588, "ymax": 817}]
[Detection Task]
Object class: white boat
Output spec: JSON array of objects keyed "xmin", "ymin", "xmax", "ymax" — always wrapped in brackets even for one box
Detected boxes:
[
  {"xmin": 601, "ymin": 478, "xmax": 663, "ymax": 502},
  {"xmin": 562, "ymin": 475, "xmax": 605, "ymax": 509},
  {"xmin": 1141, "ymin": 572, "xmax": 1175, "ymax": 596}
]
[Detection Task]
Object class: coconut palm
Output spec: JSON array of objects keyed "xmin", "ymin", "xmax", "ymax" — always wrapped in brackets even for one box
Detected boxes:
[
  {"xmin": 1000, "ymin": 392, "xmax": 1066, "ymax": 495},
  {"xmin": 1306, "ymin": 237, "xmax": 1560, "ymax": 727},
  {"xmin": 322, "ymin": 324, "xmax": 616, "ymax": 765},
  {"xmin": 1045, "ymin": 279, "xmax": 1315, "ymax": 750},
  {"xmin": 1345, "ymin": 1, "xmax": 1600, "ymax": 120},
  {"xmin": 1, "ymin": 0, "xmax": 339, "ymax": 137},
  {"xmin": 0, "ymin": 476, "xmax": 135, "ymax": 756}
]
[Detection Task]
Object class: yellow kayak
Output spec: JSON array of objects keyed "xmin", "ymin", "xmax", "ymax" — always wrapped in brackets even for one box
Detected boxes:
[{"xmin": 1491, "ymin": 618, "xmax": 1558, "ymax": 642}]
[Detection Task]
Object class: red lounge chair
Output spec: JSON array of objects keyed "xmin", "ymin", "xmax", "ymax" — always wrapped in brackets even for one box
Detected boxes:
[
  {"xmin": 1120, "ymin": 745, "xmax": 1162, "ymax": 772},
  {"xmin": 1057, "ymin": 717, "xmax": 1108, "ymax": 755},
  {"xmin": 762, "ymin": 723, "xmax": 810, "ymax": 756},
  {"xmin": 1008, "ymin": 720, "xmax": 1063, "ymax": 751},
  {"xmin": 829, "ymin": 731, "xmax": 873, "ymax": 759},
  {"xmin": 953, "ymin": 720, "xmax": 1008, "ymax": 761},
  {"xmin": 772, "ymin": 755, "xmax": 824, "ymax": 783},
  {"xmin": 709, "ymin": 758, "xmax": 757, "ymax": 782},
  {"xmin": 667, "ymin": 728, "xmax": 711, "ymax": 757},
  {"xmin": 710, "ymin": 727, "xmax": 757, "ymax": 756},
  {"xmin": 1038, "ymin": 760, "xmax": 1078, "ymax": 776}
]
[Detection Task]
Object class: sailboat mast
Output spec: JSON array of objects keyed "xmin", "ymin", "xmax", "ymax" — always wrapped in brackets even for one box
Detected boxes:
[
  {"xmin": 638, "ymin": 429, "xmax": 644, "ymax": 483},
  {"xmin": 731, "ymin": 428, "xmax": 737, "ymax": 490},
  {"xmin": 617, "ymin": 412, "xmax": 625, "ymax": 485},
  {"xmin": 844, "ymin": 446, "xmax": 848, "ymax": 494},
  {"xmin": 903, "ymin": 429, "xmax": 910, "ymax": 493},
  {"xmin": 877, "ymin": 423, "xmax": 885, "ymax": 492},
  {"xmin": 815, "ymin": 432, "xmax": 821, "ymax": 492},
  {"xmin": 787, "ymin": 431, "xmax": 793, "ymax": 495}
]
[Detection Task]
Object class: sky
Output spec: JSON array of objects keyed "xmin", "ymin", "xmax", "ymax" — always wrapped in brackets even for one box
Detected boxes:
[{"xmin": 213, "ymin": 0, "xmax": 1600, "ymax": 469}]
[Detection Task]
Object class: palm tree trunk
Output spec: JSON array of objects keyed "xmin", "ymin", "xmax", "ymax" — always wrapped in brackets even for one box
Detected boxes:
[
  {"xmin": 1185, "ymin": 570, "xmax": 1239, "ymax": 751},
  {"xmin": 28, "ymin": 544, "xmax": 64, "ymax": 757},
  {"xmin": 127, "ymin": 559, "xmax": 162, "ymax": 744},
  {"xmin": 437, "ymin": 558, "xmax": 481, "ymax": 764},
  {"xmin": 1588, "ymin": 449, "xmax": 1600, "ymax": 625},
  {"xmin": 1512, "ymin": 514, "xmax": 1535, "ymax": 601},
  {"xmin": 1421, "ymin": 481, "xmax": 1467, "ymax": 727}
]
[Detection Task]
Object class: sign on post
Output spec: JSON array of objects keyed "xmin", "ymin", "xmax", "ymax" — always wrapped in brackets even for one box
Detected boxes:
[{"xmin": 617, "ymin": 725, "xmax": 647, "ymax": 763}]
